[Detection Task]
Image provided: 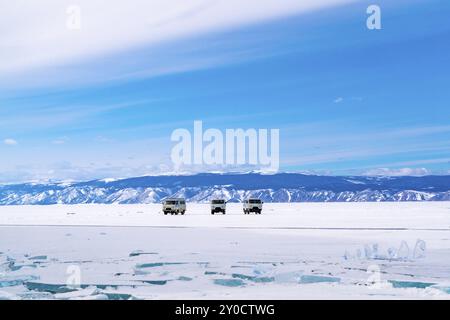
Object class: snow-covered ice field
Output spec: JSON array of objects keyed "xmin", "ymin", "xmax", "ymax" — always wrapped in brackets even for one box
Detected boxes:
[{"xmin": 1, "ymin": 202, "xmax": 450, "ymax": 300}]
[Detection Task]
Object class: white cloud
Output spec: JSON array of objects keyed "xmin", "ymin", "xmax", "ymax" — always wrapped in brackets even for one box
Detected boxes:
[
  {"xmin": 334, "ymin": 97, "xmax": 344, "ymax": 103},
  {"xmin": 0, "ymin": 0, "xmax": 354, "ymax": 77},
  {"xmin": 363, "ymin": 167, "xmax": 430, "ymax": 177},
  {"xmin": 3, "ymin": 139, "xmax": 18, "ymax": 146}
]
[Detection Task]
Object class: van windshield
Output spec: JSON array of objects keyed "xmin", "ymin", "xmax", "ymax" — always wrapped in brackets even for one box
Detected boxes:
[
  {"xmin": 165, "ymin": 200, "xmax": 177, "ymax": 205},
  {"xmin": 212, "ymin": 200, "xmax": 225, "ymax": 204},
  {"xmin": 249, "ymin": 199, "xmax": 261, "ymax": 204}
]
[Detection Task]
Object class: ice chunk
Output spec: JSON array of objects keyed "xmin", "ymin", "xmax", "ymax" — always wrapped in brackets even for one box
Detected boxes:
[
  {"xmin": 299, "ymin": 275, "xmax": 340, "ymax": 284},
  {"xmin": 397, "ymin": 241, "xmax": 410, "ymax": 260},
  {"xmin": 431, "ymin": 285, "xmax": 450, "ymax": 294},
  {"xmin": 252, "ymin": 264, "xmax": 274, "ymax": 276},
  {"xmin": 142, "ymin": 280, "xmax": 168, "ymax": 285},
  {"xmin": 364, "ymin": 244, "xmax": 379, "ymax": 259},
  {"xmin": 389, "ymin": 280, "xmax": 435, "ymax": 289},
  {"xmin": 25, "ymin": 282, "xmax": 78, "ymax": 294},
  {"xmin": 214, "ymin": 279, "xmax": 245, "ymax": 287},
  {"xmin": 232, "ymin": 273, "xmax": 274, "ymax": 283},
  {"xmin": 0, "ymin": 275, "xmax": 38, "ymax": 288},
  {"xmin": 0, "ymin": 290, "xmax": 19, "ymax": 300},
  {"xmin": 274, "ymin": 271, "xmax": 303, "ymax": 284},
  {"xmin": 413, "ymin": 239, "xmax": 426, "ymax": 259},
  {"xmin": 54, "ymin": 287, "xmax": 99, "ymax": 299},
  {"xmin": 349, "ymin": 241, "xmax": 424, "ymax": 262},
  {"xmin": 103, "ymin": 292, "xmax": 138, "ymax": 300}
]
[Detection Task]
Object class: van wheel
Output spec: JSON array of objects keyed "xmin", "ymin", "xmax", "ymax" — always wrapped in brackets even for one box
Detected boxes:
[
  {"xmin": 181, "ymin": 211, "xmax": 185, "ymax": 215},
  {"xmin": 223, "ymin": 210, "xmax": 226, "ymax": 215},
  {"xmin": 211, "ymin": 211, "xmax": 214, "ymax": 215},
  {"xmin": 164, "ymin": 212, "xmax": 168, "ymax": 215}
]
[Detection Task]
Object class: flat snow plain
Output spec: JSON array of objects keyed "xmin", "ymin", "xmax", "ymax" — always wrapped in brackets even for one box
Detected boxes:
[{"xmin": 1, "ymin": 202, "xmax": 449, "ymax": 300}]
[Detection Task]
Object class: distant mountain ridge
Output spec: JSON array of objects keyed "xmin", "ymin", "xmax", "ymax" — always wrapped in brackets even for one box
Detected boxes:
[{"xmin": 0, "ymin": 173, "xmax": 449, "ymax": 205}]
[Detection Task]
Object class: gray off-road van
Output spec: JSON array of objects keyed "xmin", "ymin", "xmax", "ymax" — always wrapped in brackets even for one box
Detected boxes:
[
  {"xmin": 211, "ymin": 199, "xmax": 226, "ymax": 215},
  {"xmin": 162, "ymin": 198, "xmax": 186, "ymax": 215},
  {"xmin": 243, "ymin": 198, "xmax": 263, "ymax": 214}
]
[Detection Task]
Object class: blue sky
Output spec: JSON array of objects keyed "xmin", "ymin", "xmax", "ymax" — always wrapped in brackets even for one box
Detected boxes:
[{"xmin": 0, "ymin": 0, "xmax": 449, "ymax": 182}]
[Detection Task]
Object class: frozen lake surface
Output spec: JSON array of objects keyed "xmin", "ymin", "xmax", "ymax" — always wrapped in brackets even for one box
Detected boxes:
[{"xmin": 1, "ymin": 202, "xmax": 450, "ymax": 299}]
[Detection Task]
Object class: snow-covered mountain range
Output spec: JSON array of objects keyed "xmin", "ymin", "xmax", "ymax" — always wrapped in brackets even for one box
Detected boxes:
[{"xmin": 0, "ymin": 173, "xmax": 449, "ymax": 205}]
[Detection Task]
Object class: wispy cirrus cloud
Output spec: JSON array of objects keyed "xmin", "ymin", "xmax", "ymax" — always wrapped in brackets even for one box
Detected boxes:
[
  {"xmin": 281, "ymin": 123, "xmax": 450, "ymax": 170},
  {"xmin": 0, "ymin": 0, "xmax": 355, "ymax": 88}
]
